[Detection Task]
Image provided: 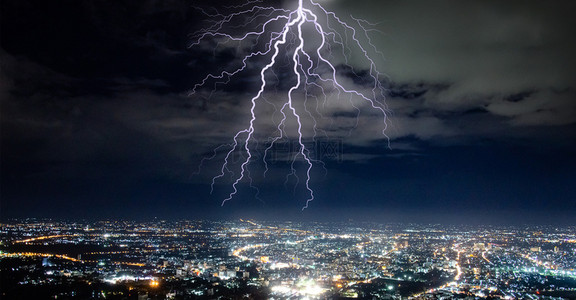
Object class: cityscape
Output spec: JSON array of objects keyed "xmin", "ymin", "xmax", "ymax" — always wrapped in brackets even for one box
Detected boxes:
[
  {"xmin": 1, "ymin": 219, "xmax": 575, "ymax": 299},
  {"xmin": 2, "ymin": 0, "xmax": 576, "ymax": 299}
]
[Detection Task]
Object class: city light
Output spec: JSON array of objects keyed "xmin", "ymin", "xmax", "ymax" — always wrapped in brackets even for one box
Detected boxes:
[{"xmin": 2, "ymin": 219, "xmax": 575, "ymax": 299}]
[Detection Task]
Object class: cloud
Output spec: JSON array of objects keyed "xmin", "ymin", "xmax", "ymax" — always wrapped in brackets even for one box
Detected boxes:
[
  {"xmin": 314, "ymin": 0, "xmax": 576, "ymax": 145},
  {"xmin": 0, "ymin": 50, "xmax": 199, "ymax": 180},
  {"xmin": 3, "ymin": 0, "xmax": 575, "ymax": 173},
  {"xmin": 487, "ymin": 90, "xmax": 576, "ymax": 126},
  {"xmin": 338, "ymin": 0, "xmax": 576, "ymax": 87}
]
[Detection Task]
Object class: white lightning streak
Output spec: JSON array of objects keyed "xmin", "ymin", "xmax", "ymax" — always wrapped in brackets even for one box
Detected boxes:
[{"xmin": 191, "ymin": 0, "xmax": 388, "ymax": 209}]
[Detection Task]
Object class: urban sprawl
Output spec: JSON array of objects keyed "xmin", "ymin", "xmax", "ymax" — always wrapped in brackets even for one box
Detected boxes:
[{"xmin": 1, "ymin": 219, "xmax": 575, "ymax": 299}]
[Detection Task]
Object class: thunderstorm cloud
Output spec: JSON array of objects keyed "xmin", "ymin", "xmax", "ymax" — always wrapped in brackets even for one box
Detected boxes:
[{"xmin": 1, "ymin": 0, "xmax": 575, "ymax": 220}]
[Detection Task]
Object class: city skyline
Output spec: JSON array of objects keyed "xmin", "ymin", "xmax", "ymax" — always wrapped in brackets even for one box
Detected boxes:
[
  {"xmin": 1, "ymin": 0, "xmax": 576, "ymax": 224},
  {"xmin": 1, "ymin": 218, "xmax": 576, "ymax": 299}
]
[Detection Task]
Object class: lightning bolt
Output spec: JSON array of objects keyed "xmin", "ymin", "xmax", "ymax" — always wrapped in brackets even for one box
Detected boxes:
[{"xmin": 191, "ymin": 0, "xmax": 389, "ymax": 210}]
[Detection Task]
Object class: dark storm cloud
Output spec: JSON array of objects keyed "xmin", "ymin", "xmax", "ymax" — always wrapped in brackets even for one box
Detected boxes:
[
  {"xmin": 3, "ymin": 0, "xmax": 575, "ymax": 154},
  {"xmin": 323, "ymin": 0, "xmax": 576, "ymax": 143},
  {"xmin": 1, "ymin": 0, "xmax": 575, "ymax": 221}
]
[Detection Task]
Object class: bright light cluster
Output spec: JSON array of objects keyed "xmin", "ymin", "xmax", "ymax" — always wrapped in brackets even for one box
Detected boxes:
[{"xmin": 271, "ymin": 278, "xmax": 326, "ymax": 297}]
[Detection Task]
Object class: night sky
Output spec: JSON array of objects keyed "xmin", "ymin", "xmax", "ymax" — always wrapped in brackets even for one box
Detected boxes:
[{"xmin": 1, "ymin": 0, "xmax": 575, "ymax": 224}]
